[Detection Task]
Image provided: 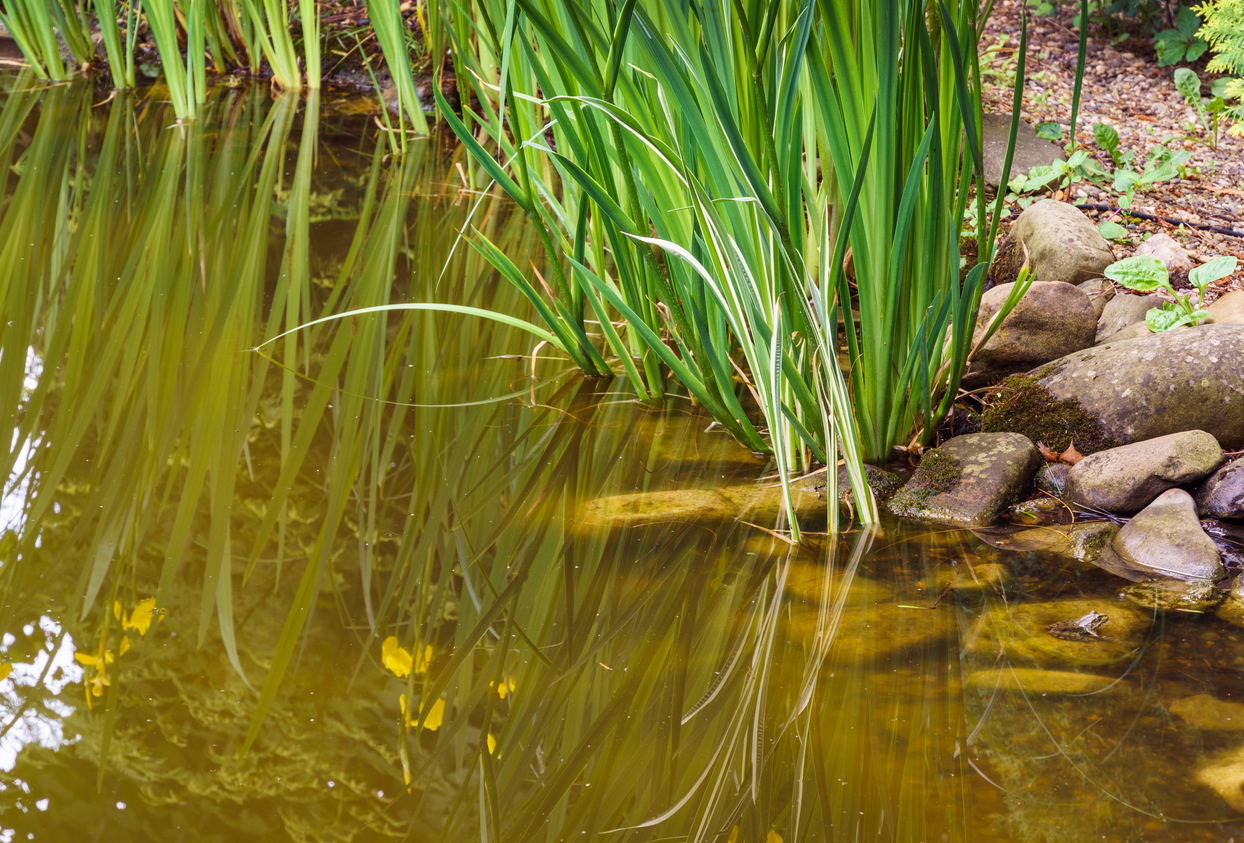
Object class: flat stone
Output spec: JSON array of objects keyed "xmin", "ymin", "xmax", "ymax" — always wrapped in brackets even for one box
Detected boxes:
[
  {"xmin": 1170, "ymin": 694, "xmax": 1244, "ymax": 730},
  {"xmin": 974, "ymin": 521, "xmax": 1120, "ymax": 571},
  {"xmin": 1134, "ymin": 232, "xmax": 1193, "ymax": 276},
  {"xmin": 973, "ymin": 597, "xmax": 1152, "ymax": 668},
  {"xmin": 967, "ymin": 667, "xmax": 1124, "ymax": 695},
  {"xmin": 1196, "ymin": 744, "xmax": 1244, "ymax": 812},
  {"xmin": 887, "ymin": 433, "xmax": 1043, "ymax": 527},
  {"xmin": 1078, "ymin": 278, "xmax": 1116, "ymax": 318},
  {"xmin": 1123, "ymin": 578, "xmax": 1225, "ymax": 611},
  {"xmin": 964, "ymin": 281, "xmax": 1098, "ymax": 388},
  {"xmin": 989, "ymin": 200, "xmax": 1116, "ymax": 286},
  {"xmin": 981, "ymin": 112, "xmax": 1065, "ymax": 190},
  {"xmin": 1112, "ymin": 489, "xmax": 1225, "ymax": 582},
  {"xmin": 1063, "ymin": 430, "xmax": 1224, "ymax": 513},
  {"xmin": 578, "ymin": 475, "xmax": 827, "ymax": 529},
  {"xmin": 1096, "ymin": 292, "xmax": 1166, "ymax": 344},
  {"xmin": 1031, "ymin": 323, "xmax": 1244, "ymax": 450},
  {"xmin": 1206, "ymin": 290, "xmax": 1244, "ymax": 325},
  {"xmin": 1197, "ymin": 459, "xmax": 1244, "ymax": 520}
]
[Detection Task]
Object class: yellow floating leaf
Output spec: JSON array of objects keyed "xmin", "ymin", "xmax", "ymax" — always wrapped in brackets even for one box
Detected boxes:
[
  {"xmin": 0, "ymin": 663, "xmax": 11, "ymax": 681},
  {"xmin": 74, "ymin": 652, "xmax": 99, "ymax": 667},
  {"xmin": 119, "ymin": 636, "xmax": 131, "ymax": 656},
  {"xmin": 487, "ymin": 733, "xmax": 496, "ymax": 754},
  {"xmin": 423, "ymin": 698, "xmax": 446, "ymax": 731},
  {"xmin": 766, "ymin": 831, "xmax": 783, "ymax": 843},
  {"xmin": 414, "ymin": 645, "xmax": 433, "ymax": 673},
  {"xmin": 113, "ymin": 601, "xmax": 122, "ymax": 621},
  {"xmin": 124, "ymin": 598, "xmax": 157, "ymax": 635},
  {"xmin": 728, "ymin": 828, "xmax": 738, "ymax": 843},
  {"xmin": 494, "ymin": 676, "xmax": 516, "ymax": 700},
  {"xmin": 382, "ymin": 636, "xmax": 413, "ymax": 678}
]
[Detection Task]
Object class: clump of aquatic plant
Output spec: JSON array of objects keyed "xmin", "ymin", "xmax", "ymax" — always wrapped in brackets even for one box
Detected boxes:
[{"xmin": 425, "ymin": 0, "xmax": 1029, "ymax": 532}]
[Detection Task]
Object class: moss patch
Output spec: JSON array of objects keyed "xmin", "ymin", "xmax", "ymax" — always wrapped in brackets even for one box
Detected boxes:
[
  {"xmin": 979, "ymin": 375, "xmax": 1119, "ymax": 454},
  {"xmin": 886, "ymin": 449, "xmax": 962, "ymax": 517}
]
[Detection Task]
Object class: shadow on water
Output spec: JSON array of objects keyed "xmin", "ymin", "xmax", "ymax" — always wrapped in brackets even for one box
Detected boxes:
[{"xmin": 0, "ymin": 73, "xmax": 1242, "ymax": 842}]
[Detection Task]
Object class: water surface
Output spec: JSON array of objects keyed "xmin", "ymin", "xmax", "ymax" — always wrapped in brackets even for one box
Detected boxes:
[{"xmin": 1, "ymin": 74, "xmax": 1242, "ymax": 843}]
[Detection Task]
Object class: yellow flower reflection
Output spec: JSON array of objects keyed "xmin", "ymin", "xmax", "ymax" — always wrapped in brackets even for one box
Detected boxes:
[{"xmin": 382, "ymin": 637, "xmax": 432, "ymax": 678}]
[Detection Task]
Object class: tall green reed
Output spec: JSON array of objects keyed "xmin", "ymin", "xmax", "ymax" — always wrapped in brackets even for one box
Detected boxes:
[
  {"xmin": 1, "ymin": 0, "xmax": 324, "ymax": 101},
  {"xmin": 428, "ymin": 0, "xmax": 1028, "ymax": 533}
]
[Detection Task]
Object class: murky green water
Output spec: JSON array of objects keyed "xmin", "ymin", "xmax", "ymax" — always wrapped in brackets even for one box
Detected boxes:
[{"xmin": 1, "ymin": 73, "xmax": 1243, "ymax": 842}]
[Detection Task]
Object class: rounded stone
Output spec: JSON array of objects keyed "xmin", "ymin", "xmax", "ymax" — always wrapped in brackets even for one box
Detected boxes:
[
  {"xmin": 1035, "ymin": 462, "xmax": 1071, "ymax": 495},
  {"xmin": 1196, "ymin": 459, "xmax": 1244, "ymax": 520},
  {"xmin": 988, "ymin": 199, "xmax": 1116, "ymax": 286},
  {"xmin": 1206, "ymin": 290, "xmax": 1244, "ymax": 325},
  {"xmin": 963, "ymin": 281, "xmax": 1098, "ymax": 387},
  {"xmin": 1063, "ymin": 430, "xmax": 1224, "ymax": 513},
  {"xmin": 1095, "ymin": 292, "xmax": 1166, "ymax": 344},
  {"xmin": 1111, "ymin": 488, "xmax": 1225, "ymax": 582}
]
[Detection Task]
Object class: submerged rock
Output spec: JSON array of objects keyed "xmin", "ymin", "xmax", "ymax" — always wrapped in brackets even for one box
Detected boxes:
[
  {"xmin": 1063, "ymin": 430, "xmax": 1224, "ymax": 513},
  {"xmin": 975, "ymin": 521, "xmax": 1120, "ymax": 571},
  {"xmin": 1170, "ymin": 694, "xmax": 1244, "ymax": 731},
  {"xmin": 989, "ymin": 200, "xmax": 1116, "ymax": 286},
  {"xmin": 973, "ymin": 597, "xmax": 1152, "ymax": 668},
  {"xmin": 1196, "ymin": 745, "xmax": 1244, "ymax": 812},
  {"xmin": 963, "ymin": 281, "xmax": 1097, "ymax": 388},
  {"xmin": 1197, "ymin": 459, "xmax": 1244, "ymax": 520},
  {"xmin": 578, "ymin": 475, "xmax": 828, "ymax": 529},
  {"xmin": 887, "ymin": 433, "xmax": 1042, "ymax": 527},
  {"xmin": 1123, "ymin": 578, "xmax": 1224, "ymax": 612},
  {"xmin": 1030, "ymin": 324, "xmax": 1244, "ymax": 449},
  {"xmin": 1095, "ymin": 292, "xmax": 1166, "ymax": 344},
  {"xmin": 1111, "ymin": 489, "xmax": 1225, "ymax": 582},
  {"xmin": 967, "ymin": 667, "xmax": 1124, "ymax": 695}
]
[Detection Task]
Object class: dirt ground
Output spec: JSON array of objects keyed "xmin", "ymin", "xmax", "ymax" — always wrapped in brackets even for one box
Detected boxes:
[{"xmin": 980, "ymin": 0, "xmax": 1244, "ymax": 298}]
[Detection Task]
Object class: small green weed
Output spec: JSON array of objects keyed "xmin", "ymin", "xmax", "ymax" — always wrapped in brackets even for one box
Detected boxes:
[{"xmin": 1104, "ymin": 254, "xmax": 1238, "ymax": 331}]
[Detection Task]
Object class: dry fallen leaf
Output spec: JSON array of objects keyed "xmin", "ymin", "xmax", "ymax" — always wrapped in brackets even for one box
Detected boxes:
[
  {"xmin": 1060, "ymin": 443, "xmax": 1084, "ymax": 465},
  {"xmin": 1036, "ymin": 441, "xmax": 1060, "ymax": 462}
]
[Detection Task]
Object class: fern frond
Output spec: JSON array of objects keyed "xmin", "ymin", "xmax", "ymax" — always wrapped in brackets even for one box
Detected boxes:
[{"xmin": 1197, "ymin": 0, "xmax": 1244, "ymax": 74}]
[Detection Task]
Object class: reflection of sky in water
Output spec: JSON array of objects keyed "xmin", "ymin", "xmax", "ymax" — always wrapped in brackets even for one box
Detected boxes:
[
  {"xmin": 0, "ymin": 616, "xmax": 82, "ymax": 774},
  {"xmin": 1, "ymin": 346, "xmax": 43, "ymax": 536}
]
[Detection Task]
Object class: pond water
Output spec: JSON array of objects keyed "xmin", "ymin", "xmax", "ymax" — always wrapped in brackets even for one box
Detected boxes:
[{"xmin": 1, "ymin": 74, "xmax": 1243, "ymax": 843}]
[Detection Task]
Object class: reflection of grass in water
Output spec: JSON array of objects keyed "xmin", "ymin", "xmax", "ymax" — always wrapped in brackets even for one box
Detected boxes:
[{"xmin": 1, "ymin": 78, "xmax": 985, "ymax": 842}]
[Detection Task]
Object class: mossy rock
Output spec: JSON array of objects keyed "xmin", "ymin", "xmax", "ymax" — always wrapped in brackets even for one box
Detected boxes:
[
  {"xmin": 979, "ymin": 374, "xmax": 1118, "ymax": 454},
  {"xmin": 887, "ymin": 433, "xmax": 1043, "ymax": 527}
]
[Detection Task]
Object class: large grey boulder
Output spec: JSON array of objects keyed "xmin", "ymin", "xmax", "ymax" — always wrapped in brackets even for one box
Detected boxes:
[
  {"xmin": 981, "ymin": 113, "xmax": 1065, "ymax": 190},
  {"xmin": 963, "ymin": 281, "xmax": 1097, "ymax": 387},
  {"xmin": 1111, "ymin": 489, "xmax": 1225, "ymax": 582},
  {"xmin": 1197, "ymin": 459, "xmax": 1244, "ymax": 520},
  {"xmin": 887, "ymin": 433, "xmax": 1043, "ymax": 527},
  {"xmin": 1063, "ymin": 430, "xmax": 1224, "ymax": 513},
  {"xmin": 1095, "ymin": 293, "xmax": 1166, "ymax": 344},
  {"xmin": 989, "ymin": 200, "xmax": 1116, "ymax": 286},
  {"xmin": 1030, "ymin": 323, "xmax": 1244, "ymax": 449}
]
